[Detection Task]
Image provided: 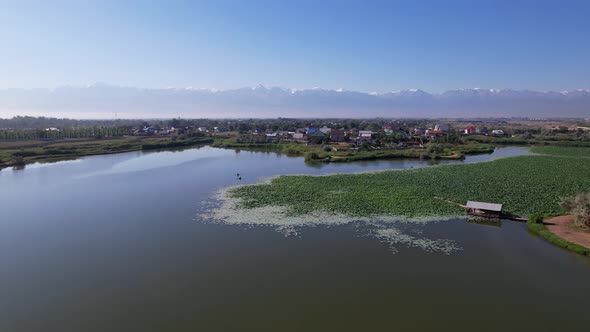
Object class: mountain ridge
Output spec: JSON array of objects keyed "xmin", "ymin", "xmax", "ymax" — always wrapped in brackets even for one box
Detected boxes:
[{"xmin": 1, "ymin": 84, "xmax": 589, "ymax": 118}]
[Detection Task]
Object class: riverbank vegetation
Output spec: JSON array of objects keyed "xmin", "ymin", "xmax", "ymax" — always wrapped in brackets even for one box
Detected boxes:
[
  {"xmin": 0, "ymin": 136, "xmax": 213, "ymax": 169},
  {"xmin": 530, "ymin": 146, "xmax": 590, "ymax": 158},
  {"xmin": 212, "ymin": 136, "xmax": 496, "ymax": 163},
  {"xmin": 465, "ymin": 134, "xmax": 590, "ymax": 147},
  {"xmin": 3, "ymin": 115, "xmax": 589, "ymax": 167},
  {"xmin": 527, "ymin": 214, "xmax": 590, "ymax": 256},
  {"xmin": 559, "ymin": 193, "xmax": 590, "ymax": 229}
]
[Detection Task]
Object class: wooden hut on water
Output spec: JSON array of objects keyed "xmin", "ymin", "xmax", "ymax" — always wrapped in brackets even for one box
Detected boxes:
[{"xmin": 466, "ymin": 201, "xmax": 502, "ymax": 218}]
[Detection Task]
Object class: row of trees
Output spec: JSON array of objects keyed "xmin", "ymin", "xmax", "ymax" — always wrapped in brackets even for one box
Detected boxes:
[
  {"xmin": 0, "ymin": 127, "xmax": 131, "ymax": 140},
  {"xmin": 1, "ymin": 116, "xmax": 433, "ymax": 133},
  {"xmin": 560, "ymin": 193, "xmax": 590, "ymax": 229},
  {"xmin": 0, "ymin": 116, "xmax": 144, "ymax": 130},
  {"xmin": 3, "ymin": 116, "xmax": 588, "ymax": 142}
]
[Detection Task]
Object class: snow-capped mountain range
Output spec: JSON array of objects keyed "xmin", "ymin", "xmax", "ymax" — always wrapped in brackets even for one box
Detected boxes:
[{"xmin": 1, "ymin": 83, "xmax": 589, "ymax": 118}]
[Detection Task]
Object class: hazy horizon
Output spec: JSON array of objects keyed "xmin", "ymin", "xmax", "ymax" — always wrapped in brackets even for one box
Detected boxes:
[
  {"xmin": 1, "ymin": 83, "xmax": 589, "ymax": 119},
  {"xmin": 2, "ymin": 1, "xmax": 589, "ymax": 119}
]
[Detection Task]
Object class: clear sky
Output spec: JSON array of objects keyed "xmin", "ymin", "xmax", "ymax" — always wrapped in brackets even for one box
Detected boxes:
[{"xmin": 1, "ymin": 0, "xmax": 589, "ymax": 93}]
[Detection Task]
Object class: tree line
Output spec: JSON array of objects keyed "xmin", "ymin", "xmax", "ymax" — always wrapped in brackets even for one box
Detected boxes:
[{"xmin": 0, "ymin": 127, "xmax": 131, "ymax": 140}]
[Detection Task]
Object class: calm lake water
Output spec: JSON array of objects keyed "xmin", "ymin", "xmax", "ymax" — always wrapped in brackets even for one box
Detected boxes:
[{"xmin": 1, "ymin": 146, "xmax": 589, "ymax": 331}]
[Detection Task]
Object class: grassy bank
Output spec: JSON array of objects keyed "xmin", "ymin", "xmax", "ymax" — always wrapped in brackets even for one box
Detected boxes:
[
  {"xmin": 0, "ymin": 136, "xmax": 213, "ymax": 169},
  {"xmin": 527, "ymin": 214, "xmax": 590, "ymax": 256},
  {"xmin": 466, "ymin": 135, "xmax": 590, "ymax": 147},
  {"xmin": 529, "ymin": 146, "xmax": 590, "ymax": 158},
  {"xmin": 226, "ymin": 148, "xmax": 590, "ymax": 219},
  {"xmin": 212, "ymin": 138, "xmax": 494, "ymax": 163},
  {"xmin": 140, "ymin": 137, "xmax": 213, "ymax": 150}
]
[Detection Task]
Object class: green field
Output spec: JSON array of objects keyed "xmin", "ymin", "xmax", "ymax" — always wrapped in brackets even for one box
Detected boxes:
[
  {"xmin": 227, "ymin": 147, "xmax": 590, "ymax": 218},
  {"xmin": 466, "ymin": 135, "xmax": 590, "ymax": 147},
  {"xmin": 530, "ymin": 146, "xmax": 590, "ymax": 158}
]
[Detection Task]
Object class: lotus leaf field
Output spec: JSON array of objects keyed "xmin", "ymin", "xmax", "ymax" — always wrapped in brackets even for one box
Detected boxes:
[
  {"xmin": 226, "ymin": 147, "xmax": 590, "ymax": 219},
  {"xmin": 529, "ymin": 146, "xmax": 590, "ymax": 159}
]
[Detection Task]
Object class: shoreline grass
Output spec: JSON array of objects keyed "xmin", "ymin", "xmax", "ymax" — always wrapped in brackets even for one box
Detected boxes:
[
  {"xmin": 529, "ymin": 146, "xmax": 590, "ymax": 158},
  {"xmin": 212, "ymin": 138, "xmax": 495, "ymax": 163},
  {"xmin": 527, "ymin": 214, "xmax": 590, "ymax": 256},
  {"xmin": 466, "ymin": 135, "xmax": 590, "ymax": 147},
  {"xmin": 0, "ymin": 136, "xmax": 213, "ymax": 169}
]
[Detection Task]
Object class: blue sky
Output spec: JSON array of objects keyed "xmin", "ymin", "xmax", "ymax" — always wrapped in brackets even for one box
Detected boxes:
[{"xmin": 1, "ymin": 0, "xmax": 589, "ymax": 92}]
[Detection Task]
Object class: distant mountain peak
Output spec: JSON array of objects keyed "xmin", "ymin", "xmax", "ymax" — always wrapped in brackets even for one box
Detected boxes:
[{"xmin": 1, "ymin": 84, "xmax": 589, "ymax": 118}]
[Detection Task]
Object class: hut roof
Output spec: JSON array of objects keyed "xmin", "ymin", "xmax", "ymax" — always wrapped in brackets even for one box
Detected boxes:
[
  {"xmin": 311, "ymin": 131, "xmax": 327, "ymax": 137},
  {"xmin": 466, "ymin": 201, "xmax": 502, "ymax": 212}
]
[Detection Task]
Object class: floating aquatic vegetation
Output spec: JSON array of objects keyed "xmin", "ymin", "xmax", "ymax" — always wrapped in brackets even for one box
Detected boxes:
[
  {"xmin": 218, "ymin": 154, "xmax": 590, "ymax": 219},
  {"xmin": 200, "ymin": 187, "xmax": 462, "ymax": 254},
  {"xmin": 201, "ymin": 148, "xmax": 590, "ymax": 254},
  {"xmin": 373, "ymin": 227, "xmax": 461, "ymax": 255}
]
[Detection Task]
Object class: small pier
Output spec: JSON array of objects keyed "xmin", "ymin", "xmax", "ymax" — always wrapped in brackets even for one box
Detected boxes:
[
  {"xmin": 466, "ymin": 201, "xmax": 502, "ymax": 218},
  {"xmin": 434, "ymin": 197, "xmax": 528, "ymax": 222}
]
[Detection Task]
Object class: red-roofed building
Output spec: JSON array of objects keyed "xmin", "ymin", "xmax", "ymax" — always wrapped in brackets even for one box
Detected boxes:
[{"xmin": 464, "ymin": 125, "xmax": 476, "ymax": 135}]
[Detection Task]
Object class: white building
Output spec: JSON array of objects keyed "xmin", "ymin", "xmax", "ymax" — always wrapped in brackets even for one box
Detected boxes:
[
  {"xmin": 359, "ymin": 130, "xmax": 373, "ymax": 138},
  {"xmin": 434, "ymin": 124, "xmax": 450, "ymax": 132},
  {"xmin": 491, "ymin": 129, "xmax": 505, "ymax": 136}
]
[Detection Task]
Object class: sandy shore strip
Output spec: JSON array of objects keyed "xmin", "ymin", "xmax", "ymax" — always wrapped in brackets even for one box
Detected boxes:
[{"xmin": 544, "ymin": 215, "xmax": 590, "ymax": 249}]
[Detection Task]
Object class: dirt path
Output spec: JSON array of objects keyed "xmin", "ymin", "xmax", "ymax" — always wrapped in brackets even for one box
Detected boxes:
[
  {"xmin": 545, "ymin": 215, "xmax": 590, "ymax": 249},
  {"xmin": 439, "ymin": 152, "xmax": 461, "ymax": 159},
  {"xmin": 433, "ymin": 196, "xmax": 466, "ymax": 208}
]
